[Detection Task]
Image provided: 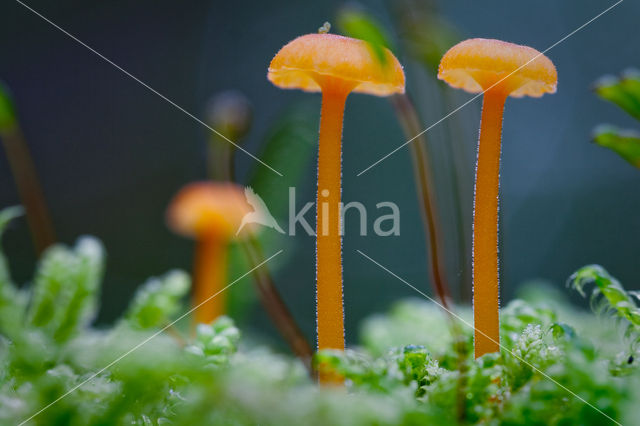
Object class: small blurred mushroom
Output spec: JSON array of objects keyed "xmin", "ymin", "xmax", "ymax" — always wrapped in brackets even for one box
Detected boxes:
[
  {"xmin": 268, "ymin": 29, "xmax": 404, "ymax": 383},
  {"xmin": 205, "ymin": 91, "xmax": 313, "ymax": 372},
  {"xmin": 205, "ymin": 90, "xmax": 253, "ymax": 181},
  {"xmin": 438, "ymin": 39, "xmax": 557, "ymax": 358},
  {"xmin": 167, "ymin": 182, "xmax": 252, "ymax": 327}
]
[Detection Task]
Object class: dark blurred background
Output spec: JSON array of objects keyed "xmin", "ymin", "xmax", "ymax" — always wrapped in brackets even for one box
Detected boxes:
[{"xmin": 0, "ymin": 0, "xmax": 638, "ymax": 346}]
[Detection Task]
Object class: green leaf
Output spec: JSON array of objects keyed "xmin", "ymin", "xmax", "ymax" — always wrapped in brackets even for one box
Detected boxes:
[
  {"xmin": 388, "ymin": 1, "xmax": 460, "ymax": 73},
  {"xmin": 0, "ymin": 205, "xmax": 24, "ymax": 234},
  {"xmin": 232, "ymin": 102, "xmax": 318, "ymax": 317},
  {"xmin": 501, "ymin": 299, "xmax": 557, "ymax": 335},
  {"xmin": 314, "ymin": 348, "xmax": 395, "ymax": 393},
  {"xmin": 28, "ymin": 236, "xmax": 105, "ymax": 342},
  {"xmin": 0, "ymin": 81, "xmax": 18, "ymax": 133},
  {"xmin": 568, "ymin": 265, "xmax": 640, "ymax": 331},
  {"xmin": 360, "ymin": 300, "xmax": 469, "ymax": 358},
  {"xmin": 124, "ymin": 270, "xmax": 190, "ymax": 330},
  {"xmin": 244, "ymin": 100, "xmax": 318, "ymax": 273},
  {"xmin": 396, "ymin": 345, "xmax": 443, "ymax": 397},
  {"xmin": 550, "ymin": 322, "xmax": 576, "ymax": 341},
  {"xmin": 0, "ymin": 206, "xmax": 25, "ymax": 337},
  {"xmin": 0, "ymin": 206, "xmax": 23, "ymax": 285},
  {"xmin": 593, "ymin": 125, "xmax": 640, "ymax": 168},
  {"xmin": 594, "ymin": 69, "xmax": 640, "ymax": 121},
  {"xmin": 243, "ymin": 101, "xmax": 317, "ymax": 300},
  {"xmin": 336, "ymin": 7, "xmax": 393, "ymax": 65},
  {"xmin": 185, "ymin": 316, "xmax": 240, "ymax": 366},
  {"xmin": 248, "ymin": 101, "xmax": 317, "ymax": 223}
]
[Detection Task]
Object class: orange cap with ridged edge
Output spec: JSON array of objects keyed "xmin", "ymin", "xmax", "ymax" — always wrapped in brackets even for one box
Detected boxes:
[
  {"xmin": 438, "ymin": 38, "xmax": 557, "ymax": 98},
  {"xmin": 268, "ymin": 33, "xmax": 405, "ymax": 97}
]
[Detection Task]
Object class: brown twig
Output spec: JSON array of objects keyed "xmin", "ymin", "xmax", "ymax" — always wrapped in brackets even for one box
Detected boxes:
[
  {"xmin": 0, "ymin": 125, "xmax": 56, "ymax": 255},
  {"xmin": 241, "ymin": 236, "xmax": 313, "ymax": 373},
  {"xmin": 390, "ymin": 93, "xmax": 451, "ymax": 308}
]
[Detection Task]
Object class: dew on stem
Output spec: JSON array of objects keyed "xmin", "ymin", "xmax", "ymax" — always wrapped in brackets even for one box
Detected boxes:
[{"xmin": 438, "ymin": 38, "xmax": 557, "ymax": 358}]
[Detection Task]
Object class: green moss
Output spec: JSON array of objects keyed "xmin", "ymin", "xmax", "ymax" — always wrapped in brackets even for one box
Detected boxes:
[{"xmin": 0, "ymin": 209, "xmax": 637, "ymax": 425}]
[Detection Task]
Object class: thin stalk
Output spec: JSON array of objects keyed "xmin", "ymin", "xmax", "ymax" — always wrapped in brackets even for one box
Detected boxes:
[
  {"xmin": 0, "ymin": 125, "xmax": 55, "ymax": 254},
  {"xmin": 208, "ymin": 134, "xmax": 234, "ymax": 181},
  {"xmin": 316, "ymin": 87, "xmax": 347, "ymax": 351},
  {"xmin": 473, "ymin": 89, "xmax": 507, "ymax": 358},
  {"xmin": 391, "ymin": 94, "xmax": 451, "ymax": 309},
  {"xmin": 193, "ymin": 238, "xmax": 227, "ymax": 327},
  {"xmin": 241, "ymin": 236, "xmax": 313, "ymax": 373},
  {"xmin": 316, "ymin": 81, "xmax": 352, "ymax": 385}
]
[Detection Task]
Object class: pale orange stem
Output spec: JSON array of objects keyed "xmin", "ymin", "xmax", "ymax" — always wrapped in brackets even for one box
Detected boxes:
[
  {"xmin": 193, "ymin": 238, "xmax": 227, "ymax": 327},
  {"xmin": 473, "ymin": 89, "xmax": 507, "ymax": 358},
  {"xmin": 316, "ymin": 81, "xmax": 351, "ymax": 385}
]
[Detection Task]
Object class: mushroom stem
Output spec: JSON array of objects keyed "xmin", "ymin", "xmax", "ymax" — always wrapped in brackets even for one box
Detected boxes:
[
  {"xmin": 316, "ymin": 83, "xmax": 350, "ymax": 383},
  {"xmin": 193, "ymin": 237, "xmax": 227, "ymax": 326},
  {"xmin": 473, "ymin": 89, "xmax": 507, "ymax": 358}
]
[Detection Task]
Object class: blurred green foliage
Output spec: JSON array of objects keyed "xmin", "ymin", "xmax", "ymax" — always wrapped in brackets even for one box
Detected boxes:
[
  {"xmin": 224, "ymin": 101, "xmax": 317, "ymax": 319},
  {"xmin": 248, "ymin": 101, "xmax": 317, "ymax": 223},
  {"xmin": 124, "ymin": 270, "xmax": 190, "ymax": 330},
  {"xmin": 337, "ymin": 6, "xmax": 393, "ymax": 65},
  {"xmin": 594, "ymin": 70, "xmax": 640, "ymax": 121},
  {"xmin": 387, "ymin": 0, "xmax": 459, "ymax": 74},
  {"xmin": 0, "ymin": 81, "xmax": 17, "ymax": 132},
  {"xmin": 593, "ymin": 125, "xmax": 640, "ymax": 168},
  {"xmin": 593, "ymin": 69, "xmax": 640, "ymax": 168},
  {"xmin": 0, "ymin": 208, "xmax": 638, "ymax": 425},
  {"xmin": 569, "ymin": 264, "xmax": 640, "ymax": 376}
]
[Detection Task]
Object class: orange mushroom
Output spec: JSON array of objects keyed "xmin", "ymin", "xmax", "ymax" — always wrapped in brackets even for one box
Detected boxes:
[
  {"xmin": 438, "ymin": 39, "xmax": 557, "ymax": 357},
  {"xmin": 268, "ymin": 32, "xmax": 404, "ymax": 381},
  {"xmin": 167, "ymin": 182, "xmax": 252, "ymax": 326}
]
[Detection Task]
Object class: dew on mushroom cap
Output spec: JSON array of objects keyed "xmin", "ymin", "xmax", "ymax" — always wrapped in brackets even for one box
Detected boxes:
[
  {"xmin": 268, "ymin": 33, "xmax": 405, "ymax": 96},
  {"xmin": 438, "ymin": 38, "xmax": 557, "ymax": 97}
]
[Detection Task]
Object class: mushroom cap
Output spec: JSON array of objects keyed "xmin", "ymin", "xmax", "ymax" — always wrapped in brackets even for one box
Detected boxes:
[
  {"xmin": 268, "ymin": 33, "xmax": 405, "ymax": 96},
  {"xmin": 167, "ymin": 182, "xmax": 252, "ymax": 240},
  {"xmin": 438, "ymin": 38, "xmax": 557, "ymax": 98}
]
